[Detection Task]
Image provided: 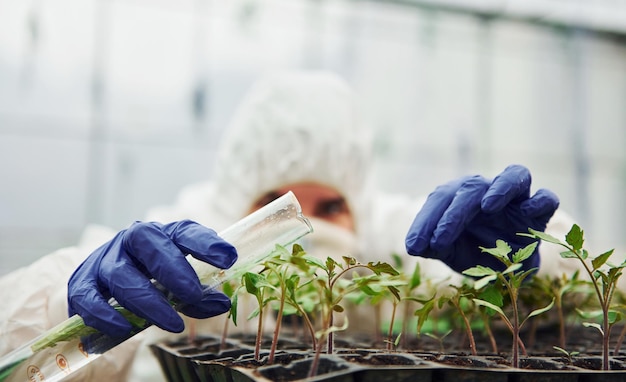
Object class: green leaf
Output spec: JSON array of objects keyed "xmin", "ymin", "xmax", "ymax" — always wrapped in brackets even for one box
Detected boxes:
[
  {"xmin": 358, "ymin": 284, "xmax": 378, "ymax": 296},
  {"xmin": 409, "ymin": 262, "xmax": 422, "ymax": 290},
  {"xmin": 282, "ymin": 304, "xmax": 299, "ymax": 316},
  {"xmin": 478, "ymin": 284, "xmax": 503, "ymax": 314},
  {"xmin": 512, "ymin": 242, "xmax": 538, "ymax": 264},
  {"xmin": 595, "ymin": 270, "xmax": 608, "ymax": 284},
  {"xmin": 608, "ymin": 267, "xmax": 624, "ymax": 284},
  {"xmin": 414, "ymin": 300, "xmax": 435, "ymax": 335},
  {"xmin": 552, "ymin": 346, "xmax": 568, "ymax": 356},
  {"xmin": 391, "ymin": 253, "xmax": 403, "ymax": 270},
  {"xmin": 437, "ymin": 294, "xmax": 449, "ymax": 309},
  {"xmin": 229, "ymin": 293, "xmax": 239, "ymax": 326},
  {"xmin": 247, "ymin": 307, "xmax": 260, "ymax": 320},
  {"xmin": 565, "ymin": 224, "xmax": 584, "ymax": 250},
  {"xmin": 343, "ymin": 256, "xmax": 357, "ymax": 266},
  {"xmin": 577, "ymin": 309, "xmax": 603, "ymax": 320},
  {"xmin": 367, "ymin": 261, "xmax": 400, "ymax": 276},
  {"xmin": 473, "ymin": 298, "xmax": 506, "ymax": 318},
  {"xmin": 582, "ymin": 322, "xmax": 603, "ymax": 335},
  {"xmin": 243, "ymin": 272, "xmax": 262, "ymax": 295},
  {"xmin": 552, "ymin": 346, "xmax": 579, "ymax": 357},
  {"xmin": 285, "ymin": 274, "xmax": 300, "ymax": 293},
  {"xmin": 299, "ymin": 295, "xmax": 317, "ymax": 313},
  {"xmin": 480, "ymin": 240, "xmax": 512, "ymax": 264},
  {"xmin": 424, "ymin": 329, "xmax": 453, "ymax": 342},
  {"xmin": 524, "ymin": 228, "xmax": 563, "ymax": 245},
  {"xmin": 291, "ymin": 243, "xmax": 305, "ymax": 255},
  {"xmin": 609, "ymin": 310, "xmax": 622, "ymax": 324},
  {"xmin": 463, "ymin": 265, "xmax": 497, "ymax": 278},
  {"xmin": 516, "ymin": 268, "xmax": 539, "ymax": 284},
  {"xmin": 222, "ymin": 281, "xmax": 235, "ymax": 298},
  {"xmin": 387, "ymin": 285, "xmax": 401, "ymax": 301},
  {"xmin": 526, "ymin": 298, "xmax": 555, "ymax": 320},
  {"xmin": 592, "ymin": 249, "xmax": 614, "ymax": 271},
  {"xmin": 326, "ymin": 257, "xmax": 339, "ymax": 273},
  {"xmin": 289, "ymin": 255, "xmax": 309, "ymax": 270},
  {"xmin": 560, "ymin": 250, "xmax": 580, "ymax": 259},
  {"xmin": 315, "ymin": 317, "xmax": 350, "ymax": 339},
  {"xmin": 581, "ymin": 249, "xmax": 589, "ymax": 260},
  {"xmin": 473, "ymin": 274, "xmax": 497, "ymax": 290},
  {"xmin": 394, "ymin": 332, "xmax": 402, "ymax": 346},
  {"xmin": 503, "ymin": 263, "xmax": 523, "ymax": 275},
  {"xmin": 302, "ymin": 254, "xmax": 326, "ymax": 269}
]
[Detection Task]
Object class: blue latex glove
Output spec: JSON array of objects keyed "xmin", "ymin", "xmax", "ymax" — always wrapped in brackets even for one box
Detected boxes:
[
  {"xmin": 405, "ymin": 165, "xmax": 559, "ymax": 274},
  {"xmin": 68, "ymin": 220, "xmax": 238, "ymax": 337}
]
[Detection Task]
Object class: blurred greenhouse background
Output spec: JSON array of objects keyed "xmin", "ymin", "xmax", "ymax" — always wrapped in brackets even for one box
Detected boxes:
[{"xmin": 1, "ymin": 0, "xmax": 625, "ymax": 275}]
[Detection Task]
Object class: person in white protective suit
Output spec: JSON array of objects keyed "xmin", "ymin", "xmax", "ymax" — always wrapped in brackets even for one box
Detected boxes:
[{"xmin": 0, "ymin": 71, "xmax": 580, "ymax": 381}]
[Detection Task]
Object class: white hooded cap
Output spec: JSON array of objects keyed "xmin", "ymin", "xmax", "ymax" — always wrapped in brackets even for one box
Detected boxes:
[{"xmin": 210, "ymin": 71, "xmax": 374, "ymax": 235}]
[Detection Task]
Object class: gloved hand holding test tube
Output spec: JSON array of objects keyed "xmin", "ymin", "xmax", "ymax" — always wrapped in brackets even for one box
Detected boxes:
[{"xmin": 0, "ymin": 191, "xmax": 313, "ymax": 382}]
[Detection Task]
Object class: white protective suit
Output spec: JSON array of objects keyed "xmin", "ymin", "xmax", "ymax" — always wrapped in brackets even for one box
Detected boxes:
[{"xmin": 0, "ymin": 71, "xmax": 580, "ymax": 381}]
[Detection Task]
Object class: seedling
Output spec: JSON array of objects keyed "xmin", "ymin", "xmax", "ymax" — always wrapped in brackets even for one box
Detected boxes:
[
  {"xmin": 438, "ymin": 283, "xmax": 480, "ymax": 355},
  {"xmin": 241, "ymin": 271, "xmax": 273, "ymax": 361},
  {"xmin": 424, "ymin": 329, "xmax": 453, "ymax": 353},
  {"xmin": 523, "ymin": 224, "xmax": 626, "ymax": 370},
  {"xmin": 463, "ymin": 240, "xmax": 554, "ymax": 368},
  {"xmin": 389, "ymin": 254, "xmax": 441, "ymax": 349},
  {"xmin": 553, "ymin": 345, "xmax": 580, "ymax": 364},
  {"xmin": 383, "ymin": 332, "xmax": 403, "ymax": 350},
  {"xmin": 414, "ymin": 297, "xmax": 437, "ymax": 338},
  {"xmin": 307, "ymin": 256, "xmax": 399, "ymax": 377},
  {"xmin": 524, "ymin": 271, "xmax": 587, "ymax": 349},
  {"xmin": 220, "ymin": 280, "xmax": 239, "ymax": 350},
  {"xmin": 476, "ymin": 284, "xmax": 503, "ymax": 354},
  {"xmin": 611, "ymin": 290, "xmax": 626, "ymax": 354},
  {"xmin": 353, "ymin": 273, "xmax": 406, "ymax": 351},
  {"xmin": 262, "ymin": 244, "xmax": 320, "ymax": 363}
]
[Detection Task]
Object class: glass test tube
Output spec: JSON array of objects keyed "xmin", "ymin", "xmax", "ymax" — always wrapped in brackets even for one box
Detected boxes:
[{"xmin": 0, "ymin": 191, "xmax": 313, "ymax": 382}]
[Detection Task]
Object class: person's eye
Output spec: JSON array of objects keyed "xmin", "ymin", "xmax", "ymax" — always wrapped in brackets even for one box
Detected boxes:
[{"xmin": 316, "ymin": 198, "xmax": 348, "ymax": 217}]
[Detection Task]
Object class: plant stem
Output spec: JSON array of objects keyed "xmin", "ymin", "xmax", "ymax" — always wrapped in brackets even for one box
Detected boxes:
[
  {"xmin": 401, "ymin": 301, "xmax": 411, "ymax": 349},
  {"xmin": 498, "ymin": 274, "xmax": 521, "ymax": 368},
  {"xmin": 374, "ymin": 304, "xmax": 383, "ymax": 344},
  {"xmin": 457, "ymin": 304, "xmax": 477, "ymax": 356},
  {"xmin": 308, "ymin": 334, "xmax": 324, "ymax": 378},
  {"xmin": 326, "ymin": 267, "xmax": 353, "ymax": 354},
  {"xmin": 614, "ymin": 324, "xmax": 626, "ymax": 355},
  {"xmin": 254, "ymin": 307, "xmax": 264, "ymax": 362},
  {"xmin": 556, "ymin": 297, "xmax": 566, "ymax": 349},
  {"xmin": 481, "ymin": 312, "xmax": 498, "ymax": 354},
  {"xmin": 220, "ymin": 315, "xmax": 229, "ymax": 352},
  {"xmin": 571, "ymin": 247, "xmax": 611, "ymax": 370},
  {"xmin": 327, "ymin": 312, "xmax": 334, "ymax": 354},
  {"xmin": 526, "ymin": 316, "xmax": 538, "ymax": 349},
  {"xmin": 602, "ymin": 305, "xmax": 610, "ymax": 370},
  {"xmin": 517, "ymin": 334, "xmax": 528, "ymax": 356},
  {"xmin": 387, "ymin": 303, "xmax": 398, "ymax": 351},
  {"xmin": 298, "ymin": 309, "xmax": 317, "ymax": 351},
  {"xmin": 268, "ymin": 296, "xmax": 286, "ymax": 364}
]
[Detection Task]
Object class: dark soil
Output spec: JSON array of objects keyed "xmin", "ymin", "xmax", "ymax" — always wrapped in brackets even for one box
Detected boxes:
[{"xmin": 151, "ymin": 324, "xmax": 626, "ymax": 382}]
